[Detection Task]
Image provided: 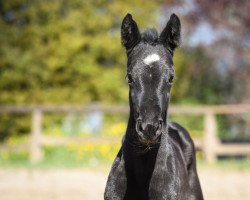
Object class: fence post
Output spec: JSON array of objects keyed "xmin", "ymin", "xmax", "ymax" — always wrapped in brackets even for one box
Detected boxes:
[
  {"xmin": 203, "ymin": 111, "xmax": 219, "ymax": 163},
  {"xmin": 30, "ymin": 108, "xmax": 43, "ymax": 163}
]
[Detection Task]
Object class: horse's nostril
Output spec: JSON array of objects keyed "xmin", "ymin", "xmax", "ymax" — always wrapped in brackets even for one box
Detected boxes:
[
  {"xmin": 157, "ymin": 120, "xmax": 163, "ymax": 131},
  {"xmin": 160, "ymin": 120, "xmax": 163, "ymax": 127},
  {"xmin": 136, "ymin": 119, "xmax": 143, "ymax": 133},
  {"xmin": 136, "ymin": 118, "xmax": 163, "ymax": 138}
]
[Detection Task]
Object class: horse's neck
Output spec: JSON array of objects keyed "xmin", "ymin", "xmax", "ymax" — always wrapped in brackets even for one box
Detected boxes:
[{"xmin": 125, "ymin": 111, "xmax": 136, "ymax": 140}]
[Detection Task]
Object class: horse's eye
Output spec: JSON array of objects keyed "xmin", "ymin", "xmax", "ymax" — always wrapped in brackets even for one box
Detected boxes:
[
  {"xmin": 126, "ymin": 74, "xmax": 133, "ymax": 84},
  {"xmin": 168, "ymin": 74, "xmax": 174, "ymax": 85}
]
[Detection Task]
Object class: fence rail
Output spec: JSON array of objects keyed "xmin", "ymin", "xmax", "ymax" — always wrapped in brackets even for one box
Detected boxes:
[{"xmin": 1, "ymin": 104, "xmax": 250, "ymax": 163}]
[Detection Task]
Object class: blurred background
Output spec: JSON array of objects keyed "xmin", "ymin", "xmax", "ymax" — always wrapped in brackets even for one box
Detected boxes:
[{"xmin": 0, "ymin": 0, "xmax": 250, "ymax": 199}]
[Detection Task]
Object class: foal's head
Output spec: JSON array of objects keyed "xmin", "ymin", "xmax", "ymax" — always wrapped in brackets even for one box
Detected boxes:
[{"xmin": 121, "ymin": 13, "xmax": 181, "ymax": 144}]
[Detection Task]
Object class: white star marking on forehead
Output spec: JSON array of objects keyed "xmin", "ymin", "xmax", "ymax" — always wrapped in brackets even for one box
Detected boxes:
[{"xmin": 143, "ymin": 53, "xmax": 160, "ymax": 65}]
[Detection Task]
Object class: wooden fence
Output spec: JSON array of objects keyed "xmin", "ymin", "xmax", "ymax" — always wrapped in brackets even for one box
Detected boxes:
[{"xmin": 1, "ymin": 104, "xmax": 250, "ymax": 163}]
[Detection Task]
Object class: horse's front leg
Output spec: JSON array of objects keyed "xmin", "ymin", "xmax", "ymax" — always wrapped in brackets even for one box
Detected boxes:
[
  {"xmin": 149, "ymin": 153, "xmax": 179, "ymax": 200},
  {"xmin": 149, "ymin": 133, "xmax": 179, "ymax": 200},
  {"xmin": 104, "ymin": 148, "xmax": 127, "ymax": 200},
  {"xmin": 187, "ymin": 157, "xmax": 204, "ymax": 200}
]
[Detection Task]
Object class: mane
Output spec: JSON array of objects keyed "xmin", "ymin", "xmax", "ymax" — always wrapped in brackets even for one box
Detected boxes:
[{"xmin": 141, "ymin": 28, "xmax": 159, "ymax": 45}]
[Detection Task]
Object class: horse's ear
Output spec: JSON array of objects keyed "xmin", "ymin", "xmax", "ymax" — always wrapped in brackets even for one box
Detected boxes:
[
  {"xmin": 121, "ymin": 13, "xmax": 141, "ymax": 54},
  {"xmin": 159, "ymin": 14, "xmax": 181, "ymax": 54}
]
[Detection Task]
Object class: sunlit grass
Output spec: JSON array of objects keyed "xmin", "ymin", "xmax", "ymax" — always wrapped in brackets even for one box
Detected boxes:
[
  {"xmin": 0, "ymin": 145, "xmax": 119, "ymax": 169},
  {"xmin": 1, "ymin": 146, "xmax": 250, "ymax": 172}
]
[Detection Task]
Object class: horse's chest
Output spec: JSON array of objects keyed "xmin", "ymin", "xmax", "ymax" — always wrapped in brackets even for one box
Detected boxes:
[
  {"xmin": 134, "ymin": 157, "xmax": 156, "ymax": 182},
  {"xmin": 123, "ymin": 148, "xmax": 158, "ymax": 197}
]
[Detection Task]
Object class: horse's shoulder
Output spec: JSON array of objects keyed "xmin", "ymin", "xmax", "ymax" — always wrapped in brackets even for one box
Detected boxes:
[{"xmin": 167, "ymin": 121, "xmax": 196, "ymax": 168}]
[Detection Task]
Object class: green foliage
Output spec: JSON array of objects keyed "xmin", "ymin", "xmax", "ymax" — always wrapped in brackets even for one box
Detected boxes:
[
  {"xmin": 0, "ymin": 0, "xmax": 161, "ymax": 104},
  {"xmin": 0, "ymin": 114, "xmax": 31, "ymax": 140},
  {"xmin": 0, "ymin": 1, "xmax": 233, "ymax": 140},
  {"xmin": 172, "ymin": 47, "xmax": 224, "ymax": 104},
  {"xmin": 0, "ymin": 0, "xmax": 162, "ymax": 139},
  {"xmin": 1, "ymin": 1, "xmax": 224, "ymax": 105},
  {"xmin": 0, "ymin": 1, "xmax": 226, "ymax": 105}
]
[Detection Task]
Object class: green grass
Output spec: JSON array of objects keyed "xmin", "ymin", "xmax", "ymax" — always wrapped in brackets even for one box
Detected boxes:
[
  {"xmin": 1, "ymin": 147, "xmax": 250, "ymax": 171},
  {"xmin": 0, "ymin": 146, "xmax": 113, "ymax": 170}
]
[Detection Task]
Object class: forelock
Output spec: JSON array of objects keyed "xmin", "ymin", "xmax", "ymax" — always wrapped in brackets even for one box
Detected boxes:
[{"xmin": 141, "ymin": 28, "xmax": 159, "ymax": 45}]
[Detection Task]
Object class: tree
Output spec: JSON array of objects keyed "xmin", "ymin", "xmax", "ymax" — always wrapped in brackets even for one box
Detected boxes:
[
  {"xmin": 0, "ymin": 0, "xmax": 162, "ymax": 105},
  {"xmin": 183, "ymin": 0, "xmax": 250, "ymax": 104},
  {"xmin": 0, "ymin": 0, "xmax": 165, "ymax": 140}
]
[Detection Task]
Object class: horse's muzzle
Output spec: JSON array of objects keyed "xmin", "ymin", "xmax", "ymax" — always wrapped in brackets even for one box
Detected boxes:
[{"xmin": 136, "ymin": 119, "xmax": 163, "ymax": 144}]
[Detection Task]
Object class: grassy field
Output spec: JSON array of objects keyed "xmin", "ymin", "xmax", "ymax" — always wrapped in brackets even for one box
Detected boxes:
[{"xmin": 1, "ymin": 145, "xmax": 250, "ymax": 171}]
